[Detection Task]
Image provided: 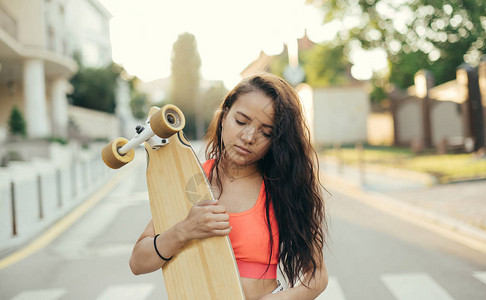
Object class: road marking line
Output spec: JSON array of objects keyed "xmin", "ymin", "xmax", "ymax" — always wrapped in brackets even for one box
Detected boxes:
[
  {"xmin": 96, "ymin": 283, "xmax": 154, "ymax": 300},
  {"xmin": 9, "ymin": 288, "xmax": 66, "ymax": 300},
  {"xmin": 0, "ymin": 157, "xmax": 142, "ymax": 270},
  {"xmin": 316, "ymin": 276, "xmax": 346, "ymax": 299},
  {"xmin": 473, "ymin": 271, "xmax": 486, "ymax": 285},
  {"xmin": 381, "ymin": 273, "xmax": 455, "ymax": 300}
]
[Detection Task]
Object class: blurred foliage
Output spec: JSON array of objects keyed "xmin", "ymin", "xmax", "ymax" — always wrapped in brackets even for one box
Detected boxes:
[
  {"xmin": 369, "ymin": 78, "xmax": 388, "ymax": 103},
  {"xmin": 311, "ymin": 0, "xmax": 486, "ymax": 89},
  {"xmin": 127, "ymin": 77, "xmax": 150, "ymax": 119},
  {"xmin": 302, "ymin": 43, "xmax": 351, "ymax": 87},
  {"xmin": 130, "ymin": 89, "xmax": 149, "ymax": 119},
  {"xmin": 201, "ymin": 82, "xmax": 228, "ymax": 129},
  {"xmin": 270, "ymin": 43, "xmax": 352, "ymax": 87},
  {"xmin": 69, "ymin": 60, "xmax": 123, "ymax": 113},
  {"xmin": 171, "ymin": 32, "xmax": 201, "ymax": 139},
  {"xmin": 8, "ymin": 105, "xmax": 27, "ymax": 138},
  {"xmin": 45, "ymin": 136, "xmax": 68, "ymax": 145},
  {"xmin": 269, "ymin": 52, "xmax": 288, "ymax": 78},
  {"xmin": 69, "ymin": 53, "xmax": 150, "ymax": 119}
]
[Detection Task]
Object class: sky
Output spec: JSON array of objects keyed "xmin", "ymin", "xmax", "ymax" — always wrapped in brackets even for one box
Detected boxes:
[{"xmin": 99, "ymin": 0, "xmax": 388, "ymax": 88}]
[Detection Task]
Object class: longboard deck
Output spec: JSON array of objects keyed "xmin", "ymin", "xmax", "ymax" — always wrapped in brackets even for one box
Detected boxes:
[{"xmin": 145, "ymin": 131, "xmax": 245, "ymax": 299}]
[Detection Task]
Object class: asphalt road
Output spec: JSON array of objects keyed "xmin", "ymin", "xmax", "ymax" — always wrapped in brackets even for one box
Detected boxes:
[{"xmin": 0, "ymin": 160, "xmax": 485, "ymax": 300}]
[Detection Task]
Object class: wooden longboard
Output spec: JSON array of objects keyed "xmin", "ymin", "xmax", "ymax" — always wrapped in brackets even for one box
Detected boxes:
[
  {"xmin": 145, "ymin": 130, "xmax": 244, "ymax": 299},
  {"xmin": 102, "ymin": 105, "xmax": 245, "ymax": 299}
]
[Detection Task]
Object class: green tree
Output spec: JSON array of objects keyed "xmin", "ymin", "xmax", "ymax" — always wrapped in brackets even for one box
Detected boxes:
[
  {"xmin": 201, "ymin": 82, "xmax": 228, "ymax": 129},
  {"xmin": 8, "ymin": 105, "xmax": 26, "ymax": 138},
  {"xmin": 68, "ymin": 63, "xmax": 123, "ymax": 113},
  {"xmin": 170, "ymin": 32, "xmax": 201, "ymax": 139},
  {"xmin": 269, "ymin": 43, "xmax": 351, "ymax": 88},
  {"xmin": 130, "ymin": 90, "xmax": 149, "ymax": 119},
  {"xmin": 269, "ymin": 51, "xmax": 289, "ymax": 78},
  {"xmin": 301, "ymin": 42, "xmax": 351, "ymax": 87},
  {"xmin": 312, "ymin": 0, "xmax": 486, "ymax": 89},
  {"xmin": 127, "ymin": 76, "xmax": 150, "ymax": 119}
]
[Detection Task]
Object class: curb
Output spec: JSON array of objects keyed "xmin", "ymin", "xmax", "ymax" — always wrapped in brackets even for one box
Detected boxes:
[{"xmin": 322, "ymin": 172, "xmax": 486, "ymax": 254}]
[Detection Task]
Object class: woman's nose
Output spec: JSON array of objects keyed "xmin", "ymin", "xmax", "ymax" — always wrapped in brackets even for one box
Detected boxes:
[{"xmin": 240, "ymin": 126, "xmax": 256, "ymax": 144}]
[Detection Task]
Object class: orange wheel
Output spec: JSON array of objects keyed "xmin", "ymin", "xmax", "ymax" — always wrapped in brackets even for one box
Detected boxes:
[
  {"xmin": 101, "ymin": 137, "xmax": 135, "ymax": 169},
  {"xmin": 149, "ymin": 104, "xmax": 185, "ymax": 138}
]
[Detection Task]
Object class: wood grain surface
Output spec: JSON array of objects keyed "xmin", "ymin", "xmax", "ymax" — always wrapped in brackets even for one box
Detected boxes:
[{"xmin": 144, "ymin": 108, "xmax": 245, "ymax": 299}]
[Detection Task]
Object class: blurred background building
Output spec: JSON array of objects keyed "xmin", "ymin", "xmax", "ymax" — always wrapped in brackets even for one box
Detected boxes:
[
  {"xmin": 0, "ymin": 0, "xmax": 113, "ymax": 142},
  {"xmin": 390, "ymin": 63, "xmax": 486, "ymax": 153}
]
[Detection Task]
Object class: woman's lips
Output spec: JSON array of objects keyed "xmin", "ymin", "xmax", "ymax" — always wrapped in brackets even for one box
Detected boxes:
[{"xmin": 235, "ymin": 145, "xmax": 251, "ymax": 155}]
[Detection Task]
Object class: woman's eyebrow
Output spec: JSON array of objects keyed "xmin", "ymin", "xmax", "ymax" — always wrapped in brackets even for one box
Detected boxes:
[
  {"xmin": 236, "ymin": 111, "xmax": 251, "ymax": 120},
  {"xmin": 236, "ymin": 111, "xmax": 273, "ymax": 129}
]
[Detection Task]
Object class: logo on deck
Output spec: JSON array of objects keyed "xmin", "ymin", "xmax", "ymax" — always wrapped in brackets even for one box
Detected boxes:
[{"xmin": 185, "ymin": 173, "xmax": 212, "ymax": 204}]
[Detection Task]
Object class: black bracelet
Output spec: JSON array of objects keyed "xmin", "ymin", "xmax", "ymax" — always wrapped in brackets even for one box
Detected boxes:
[{"xmin": 153, "ymin": 234, "xmax": 172, "ymax": 261}]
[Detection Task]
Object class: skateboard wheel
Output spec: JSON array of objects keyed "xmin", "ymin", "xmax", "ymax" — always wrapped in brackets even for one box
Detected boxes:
[
  {"xmin": 150, "ymin": 104, "xmax": 185, "ymax": 138},
  {"xmin": 101, "ymin": 137, "xmax": 135, "ymax": 169}
]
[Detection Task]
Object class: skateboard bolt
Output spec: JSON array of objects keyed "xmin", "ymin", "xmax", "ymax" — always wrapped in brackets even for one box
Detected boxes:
[{"xmin": 135, "ymin": 125, "xmax": 144, "ymax": 134}]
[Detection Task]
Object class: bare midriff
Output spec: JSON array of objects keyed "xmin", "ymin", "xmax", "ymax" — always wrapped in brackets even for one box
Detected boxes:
[{"xmin": 241, "ymin": 277, "xmax": 279, "ymax": 300}]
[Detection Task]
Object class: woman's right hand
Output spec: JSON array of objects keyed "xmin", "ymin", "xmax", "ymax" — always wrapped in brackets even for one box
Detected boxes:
[
  {"xmin": 177, "ymin": 199, "xmax": 231, "ymax": 242},
  {"xmin": 130, "ymin": 199, "xmax": 230, "ymax": 275}
]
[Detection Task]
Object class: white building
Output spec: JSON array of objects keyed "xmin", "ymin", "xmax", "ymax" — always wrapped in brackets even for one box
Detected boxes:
[
  {"xmin": 63, "ymin": 0, "xmax": 112, "ymax": 67},
  {"xmin": 312, "ymin": 85, "xmax": 370, "ymax": 145},
  {"xmin": 0, "ymin": 0, "xmax": 112, "ymax": 140}
]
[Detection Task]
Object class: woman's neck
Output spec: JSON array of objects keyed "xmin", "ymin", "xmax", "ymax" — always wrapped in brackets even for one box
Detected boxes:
[{"xmin": 219, "ymin": 159, "xmax": 260, "ymax": 182}]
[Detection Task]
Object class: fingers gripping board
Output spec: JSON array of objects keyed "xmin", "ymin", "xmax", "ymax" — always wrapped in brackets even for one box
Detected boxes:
[{"xmin": 144, "ymin": 108, "xmax": 245, "ymax": 299}]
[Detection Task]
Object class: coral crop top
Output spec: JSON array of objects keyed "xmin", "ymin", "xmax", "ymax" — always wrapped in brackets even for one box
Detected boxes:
[{"xmin": 202, "ymin": 159, "xmax": 279, "ymax": 279}]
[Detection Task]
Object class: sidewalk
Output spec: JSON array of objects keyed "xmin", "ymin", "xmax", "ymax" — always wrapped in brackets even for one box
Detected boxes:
[{"xmin": 319, "ymin": 156, "xmax": 486, "ymax": 253}]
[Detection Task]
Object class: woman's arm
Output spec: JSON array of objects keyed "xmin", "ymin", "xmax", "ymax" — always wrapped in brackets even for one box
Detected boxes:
[
  {"xmin": 260, "ymin": 253, "xmax": 328, "ymax": 300},
  {"xmin": 129, "ymin": 199, "xmax": 231, "ymax": 275},
  {"xmin": 129, "ymin": 219, "xmax": 184, "ymax": 275}
]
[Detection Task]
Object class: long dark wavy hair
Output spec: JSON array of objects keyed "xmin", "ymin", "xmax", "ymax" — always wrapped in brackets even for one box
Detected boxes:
[{"xmin": 204, "ymin": 73, "xmax": 327, "ymax": 287}]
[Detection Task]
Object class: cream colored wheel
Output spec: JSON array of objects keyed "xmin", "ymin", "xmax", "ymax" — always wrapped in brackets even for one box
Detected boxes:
[
  {"xmin": 150, "ymin": 104, "xmax": 185, "ymax": 138},
  {"xmin": 101, "ymin": 137, "xmax": 135, "ymax": 169}
]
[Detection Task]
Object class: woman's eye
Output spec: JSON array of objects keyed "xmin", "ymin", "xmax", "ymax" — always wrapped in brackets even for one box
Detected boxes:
[
  {"xmin": 235, "ymin": 119, "xmax": 245, "ymax": 125},
  {"xmin": 261, "ymin": 131, "xmax": 272, "ymax": 138}
]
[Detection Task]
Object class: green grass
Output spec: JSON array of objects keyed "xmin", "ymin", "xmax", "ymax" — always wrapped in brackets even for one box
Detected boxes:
[
  {"xmin": 402, "ymin": 154, "xmax": 486, "ymax": 183},
  {"xmin": 320, "ymin": 146, "xmax": 486, "ymax": 183}
]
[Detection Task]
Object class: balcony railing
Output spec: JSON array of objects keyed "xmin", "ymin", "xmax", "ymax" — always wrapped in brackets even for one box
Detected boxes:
[{"xmin": 0, "ymin": 4, "xmax": 18, "ymax": 39}]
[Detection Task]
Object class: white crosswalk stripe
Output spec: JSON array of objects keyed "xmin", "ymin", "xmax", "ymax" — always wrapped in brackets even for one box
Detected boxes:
[
  {"xmin": 9, "ymin": 289, "xmax": 66, "ymax": 300},
  {"xmin": 473, "ymin": 271, "xmax": 486, "ymax": 285},
  {"xmin": 95, "ymin": 283, "xmax": 155, "ymax": 300},
  {"xmin": 381, "ymin": 273, "xmax": 455, "ymax": 300},
  {"xmin": 316, "ymin": 277, "xmax": 346, "ymax": 299},
  {"xmin": 9, "ymin": 271, "xmax": 485, "ymax": 300}
]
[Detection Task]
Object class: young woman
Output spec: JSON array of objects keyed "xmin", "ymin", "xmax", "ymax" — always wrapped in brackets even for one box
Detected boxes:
[{"xmin": 129, "ymin": 73, "xmax": 328, "ymax": 299}]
